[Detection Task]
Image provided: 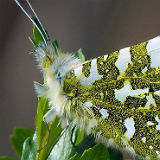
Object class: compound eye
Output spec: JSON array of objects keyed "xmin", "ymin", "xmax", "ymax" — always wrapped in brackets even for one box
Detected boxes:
[
  {"xmin": 56, "ymin": 72, "xmax": 62, "ymax": 83},
  {"xmin": 57, "ymin": 72, "xmax": 61, "ymax": 77},
  {"xmin": 54, "ymin": 70, "xmax": 60, "ymax": 78}
]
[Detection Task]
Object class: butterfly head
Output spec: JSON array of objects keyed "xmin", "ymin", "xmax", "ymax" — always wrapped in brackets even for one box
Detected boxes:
[{"xmin": 34, "ymin": 42, "xmax": 56, "ymax": 69}]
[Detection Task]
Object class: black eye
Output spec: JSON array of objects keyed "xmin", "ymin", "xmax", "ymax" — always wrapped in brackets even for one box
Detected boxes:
[
  {"xmin": 57, "ymin": 72, "xmax": 61, "ymax": 77},
  {"xmin": 56, "ymin": 71, "xmax": 62, "ymax": 83}
]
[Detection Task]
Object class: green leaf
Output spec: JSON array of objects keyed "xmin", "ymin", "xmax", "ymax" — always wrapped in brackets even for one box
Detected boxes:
[
  {"xmin": 81, "ymin": 143, "xmax": 110, "ymax": 160},
  {"xmin": 30, "ymin": 17, "xmax": 49, "ymax": 47},
  {"xmin": 69, "ymin": 144, "xmax": 110, "ymax": 160},
  {"xmin": 33, "ymin": 25, "xmax": 43, "ymax": 47},
  {"xmin": 30, "ymin": 17, "xmax": 60, "ymax": 55},
  {"xmin": 70, "ymin": 134, "xmax": 96, "ymax": 157},
  {"xmin": 52, "ymin": 39, "xmax": 59, "ymax": 52},
  {"xmin": 74, "ymin": 128, "xmax": 84, "ymax": 146},
  {"xmin": 126, "ymin": 159, "xmax": 143, "ymax": 160},
  {"xmin": 21, "ymin": 136, "xmax": 37, "ymax": 160},
  {"xmin": 32, "ymin": 17, "xmax": 47, "ymax": 44},
  {"xmin": 10, "ymin": 127, "xmax": 33, "ymax": 157},
  {"xmin": 75, "ymin": 49, "xmax": 85, "ymax": 62},
  {"xmin": 67, "ymin": 154, "xmax": 81, "ymax": 160},
  {"xmin": 108, "ymin": 147, "xmax": 123, "ymax": 160},
  {"xmin": 48, "ymin": 123, "xmax": 75, "ymax": 160},
  {"xmin": 36, "ymin": 97, "xmax": 63, "ymax": 160},
  {"xmin": 0, "ymin": 156, "xmax": 15, "ymax": 160}
]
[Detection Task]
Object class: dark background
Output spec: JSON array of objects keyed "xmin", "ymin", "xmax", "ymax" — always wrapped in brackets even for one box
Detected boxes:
[{"xmin": 1, "ymin": 0, "xmax": 160, "ymax": 158}]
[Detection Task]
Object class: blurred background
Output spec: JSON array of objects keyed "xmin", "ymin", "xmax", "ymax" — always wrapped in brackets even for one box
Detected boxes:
[{"xmin": 1, "ymin": 0, "xmax": 160, "ymax": 158}]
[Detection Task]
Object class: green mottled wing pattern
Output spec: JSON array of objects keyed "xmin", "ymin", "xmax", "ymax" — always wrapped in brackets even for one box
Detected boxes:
[{"xmin": 63, "ymin": 36, "xmax": 160, "ymax": 160}]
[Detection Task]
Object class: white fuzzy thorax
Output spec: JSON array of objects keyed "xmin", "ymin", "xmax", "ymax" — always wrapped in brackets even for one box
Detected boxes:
[{"xmin": 34, "ymin": 43, "xmax": 83, "ymax": 123}]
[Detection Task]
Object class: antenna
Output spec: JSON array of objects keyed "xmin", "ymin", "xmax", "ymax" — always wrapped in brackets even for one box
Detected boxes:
[
  {"xmin": 14, "ymin": 0, "xmax": 48, "ymax": 46},
  {"xmin": 26, "ymin": 0, "xmax": 49, "ymax": 41}
]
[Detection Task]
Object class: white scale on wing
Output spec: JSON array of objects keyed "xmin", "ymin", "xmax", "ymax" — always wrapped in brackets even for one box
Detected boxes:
[
  {"xmin": 115, "ymin": 47, "xmax": 131, "ymax": 74},
  {"xmin": 80, "ymin": 59, "xmax": 102, "ymax": 86},
  {"xmin": 84, "ymin": 102, "xmax": 93, "ymax": 108},
  {"xmin": 141, "ymin": 137, "xmax": 146, "ymax": 143},
  {"xmin": 154, "ymin": 90, "xmax": 160, "ymax": 96},
  {"xmin": 99, "ymin": 108, "xmax": 109, "ymax": 119},
  {"xmin": 74, "ymin": 65, "xmax": 83, "ymax": 77},
  {"xmin": 146, "ymin": 36, "xmax": 160, "ymax": 68},
  {"xmin": 124, "ymin": 117, "xmax": 135, "ymax": 139},
  {"xmin": 144, "ymin": 95, "xmax": 156, "ymax": 109},
  {"xmin": 115, "ymin": 83, "xmax": 149, "ymax": 102},
  {"xmin": 155, "ymin": 116, "xmax": 160, "ymax": 131}
]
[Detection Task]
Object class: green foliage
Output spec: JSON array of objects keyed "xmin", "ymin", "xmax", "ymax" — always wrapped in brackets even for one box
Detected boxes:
[
  {"xmin": 52, "ymin": 39, "xmax": 59, "ymax": 53},
  {"xmin": 70, "ymin": 134, "xmax": 96, "ymax": 157},
  {"xmin": 74, "ymin": 128, "xmax": 84, "ymax": 146},
  {"xmin": 80, "ymin": 144, "xmax": 110, "ymax": 160},
  {"xmin": 108, "ymin": 147, "xmax": 123, "ymax": 160},
  {"xmin": 21, "ymin": 137, "xmax": 36, "ymax": 160},
  {"xmin": 10, "ymin": 127, "xmax": 34, "ymax": 157},
  {"xmin": 0, "ymin": 17, "xmax": 139, "ymax": 160},
  {"xmin": 68, "ymin": 144, "xmax": 110, "ymax": 160},
  {"xmin": 29, "ymin": 25, "xmax": 43, "ymax": 47},
  {"xmin": 29, "ymin": 17, "xmax": 48, "ymax": 47},
  {"xmin": 75, "ymin": 49, "xmax": 85, "ymax": 62},
  {"xmin": 36, "ymin": 97, "xmax": 63, "ymax": 160},
  {"xmin": 0, "ymin": 157, "xmax": 15, "ymax": 160},
  {"xmin": 47, "ymin": 123, "xmax": 76, "ymax": 160}
]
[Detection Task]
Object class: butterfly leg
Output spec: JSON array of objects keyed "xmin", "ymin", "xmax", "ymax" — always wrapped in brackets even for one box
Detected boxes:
[{"xmin": 43, "ymin": 107, "xmax": 57, "ymax": 123}]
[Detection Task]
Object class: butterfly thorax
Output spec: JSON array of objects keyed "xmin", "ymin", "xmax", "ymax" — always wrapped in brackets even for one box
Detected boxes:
[{"xmin": 34, "ymin": 43, "xmax": 83, "ymax": 122}]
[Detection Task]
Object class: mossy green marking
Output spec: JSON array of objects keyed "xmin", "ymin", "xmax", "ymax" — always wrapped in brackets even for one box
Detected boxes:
[
  {"xmin": 82, "ymin": 61, "xmax": 91, "ymax": 77},
  {"xmin": 125, "ymin": 41, "xmax": 151, "ymax": 77}
]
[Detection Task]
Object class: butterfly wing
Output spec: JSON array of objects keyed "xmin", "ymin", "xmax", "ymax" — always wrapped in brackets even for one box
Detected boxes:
[{"xmin": 63, "ymin": 36, "xmax": 160, "ymax": 159}]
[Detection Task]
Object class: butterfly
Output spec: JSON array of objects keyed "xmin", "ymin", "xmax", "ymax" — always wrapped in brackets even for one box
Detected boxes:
[{"xmin": 15, "ymin": 0, "xmax": 160, "ymax": 159}]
